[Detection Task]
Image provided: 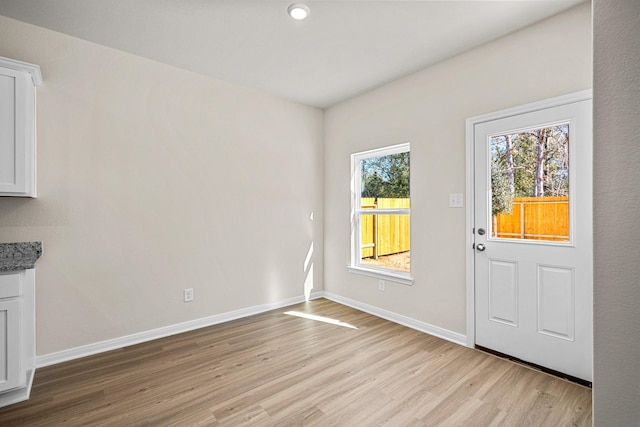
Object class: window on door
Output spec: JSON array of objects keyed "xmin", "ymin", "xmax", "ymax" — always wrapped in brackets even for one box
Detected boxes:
[
  {"xmin": 349, "ymin": 143, "xmax": 412, "ymax": 284},
  {"xmin": 490, "ymin": 123, "xmax": 570, "ymax": 242}
]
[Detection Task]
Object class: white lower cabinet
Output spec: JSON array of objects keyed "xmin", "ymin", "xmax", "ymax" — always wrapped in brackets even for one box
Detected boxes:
[{"xmin": 0, "ymin": 270, "xmax": 36, "ymax": 408}]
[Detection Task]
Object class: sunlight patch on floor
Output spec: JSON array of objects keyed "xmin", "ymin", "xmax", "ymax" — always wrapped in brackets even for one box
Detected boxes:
[{"xmin": 284, "ymin": 311, "xmax": 358, "ymax": 329}]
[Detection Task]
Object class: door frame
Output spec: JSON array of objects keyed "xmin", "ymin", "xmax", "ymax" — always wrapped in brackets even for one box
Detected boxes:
[{"xmin": 464, "ymin": 89, "xmax": 593, "ymax": 348}]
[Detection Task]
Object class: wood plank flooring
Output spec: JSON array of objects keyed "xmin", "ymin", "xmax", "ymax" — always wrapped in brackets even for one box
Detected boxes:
[{"xmin": 0, "ymin": 298, "xmax": 592, "ymax": 426}]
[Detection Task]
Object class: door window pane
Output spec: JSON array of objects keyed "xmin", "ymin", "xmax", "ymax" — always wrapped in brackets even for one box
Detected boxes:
[{"xmin": 490, "ymin": 124, "xmax": 570, "ymax": 242}]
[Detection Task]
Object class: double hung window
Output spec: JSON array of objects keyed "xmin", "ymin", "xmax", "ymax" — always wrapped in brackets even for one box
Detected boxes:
[{"xmin": 349, "ymin": 143, "xmax": 412, "ymax": 284}]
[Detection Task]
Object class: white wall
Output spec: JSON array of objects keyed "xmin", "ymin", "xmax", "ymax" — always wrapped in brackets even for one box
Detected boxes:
[
  {"xmin": 0, "ymin": 16, "xmax": 324, "ymax": 356},
  {"xmin": 593, "ymin": 0, "xmax": 640, "ymax": 424},
  {"xmin": 323, "ymin": 3, "xmax": 592, "ymax": 336}
]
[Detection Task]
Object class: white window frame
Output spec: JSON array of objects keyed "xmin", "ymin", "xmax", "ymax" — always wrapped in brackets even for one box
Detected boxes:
[{"xmin": 347, "ymin": 142, "xmax": 413, "ymax": 285}]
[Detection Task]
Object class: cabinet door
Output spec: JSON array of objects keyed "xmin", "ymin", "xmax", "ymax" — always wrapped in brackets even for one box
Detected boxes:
[
  {"xmin": 0, "ymin": 299, "xmax": 21, "ymax": 392},
  {"xmin": 0, "ymin": 66, "xmax": 33, "ymax": 196}
]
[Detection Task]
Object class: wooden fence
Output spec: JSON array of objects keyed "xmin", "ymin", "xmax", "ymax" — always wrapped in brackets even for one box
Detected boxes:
[
  {"xmin": 360, "ymin": 196, "xmax": 568, "ymax": 258},
  {"xmin": 494, "ymin": 196, "xmax": 569, "ymax": 241},
  {"xmin": 361, "ymin": 198, "xmax": 410, "ymax": 258}
]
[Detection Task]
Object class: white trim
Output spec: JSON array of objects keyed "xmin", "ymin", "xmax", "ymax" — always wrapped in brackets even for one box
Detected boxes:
[
  {"xmin": 0, "ymin": 56, "xmax": 42, "ymax": 86},
  {"xmin": 321, "ymin": 291, "xmax": 467, "ymax": 346},
  {"xmin": 464, "ymin": 89, "xmax": 593, "ymax": 349},
  {"xmin": 466, "ymin": 90, "xmax": 592, "ymax": 126},
  {"xmin": 35, "ymin": 292, "xmax": 325, "ymax": 368},
  {"xmin": 352, "ymin": 142, "xmax": 410, "ymax": 160},
  {"xmin": 465, "ymin": 115, "xmax": 476, "ymax": 348},
  {"xmin": 346, "ymin": 265, "xmax": 413, "ymax": 286},
  {"xmin": 359, "ymin": 208, "xmax": 410, "ymax": 215}
]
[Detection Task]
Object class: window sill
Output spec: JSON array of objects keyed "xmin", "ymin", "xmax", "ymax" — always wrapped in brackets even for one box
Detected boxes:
[{"xmin": 346, "ymin": 266, "xmax": 414, "ymax": 286}]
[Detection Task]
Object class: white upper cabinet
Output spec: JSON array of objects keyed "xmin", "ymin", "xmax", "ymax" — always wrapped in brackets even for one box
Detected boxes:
[{"xmin": 0, "ymin": 57, "xmax": 42, "ymax": 197}]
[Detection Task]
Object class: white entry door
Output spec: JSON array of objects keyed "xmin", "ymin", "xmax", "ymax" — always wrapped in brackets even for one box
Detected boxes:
[{"xmin": 473, "ymin": 94, "xmax": 592, "ymax": 382}]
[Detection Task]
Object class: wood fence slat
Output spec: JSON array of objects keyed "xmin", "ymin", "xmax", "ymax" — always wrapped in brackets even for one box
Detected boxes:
[
  {"xmin": 495, "ymin": 196, "xmax": 569, "ymax": 241},
  {"xmin": 361, "ymin": 198, "xmax": 410, "ymax": 258}
]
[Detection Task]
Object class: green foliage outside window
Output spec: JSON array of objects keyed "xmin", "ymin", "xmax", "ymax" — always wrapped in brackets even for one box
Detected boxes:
[{"xmin": 360, "ymin": 152, "xmax": 410, "ymax": 198}]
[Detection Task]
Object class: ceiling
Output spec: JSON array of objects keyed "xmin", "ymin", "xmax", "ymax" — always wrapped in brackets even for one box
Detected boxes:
[{"xmin": 0, "ymin": 0, "xmax": 586, "ymax": 108}]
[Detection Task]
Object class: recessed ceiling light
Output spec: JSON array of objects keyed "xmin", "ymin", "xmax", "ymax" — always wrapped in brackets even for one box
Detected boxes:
[{"xmin": 288, "ymin": 4, "xmax": 310, "ymax": 21}]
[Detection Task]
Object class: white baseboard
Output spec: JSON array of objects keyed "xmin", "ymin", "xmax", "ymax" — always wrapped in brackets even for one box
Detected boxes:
[
  {"xmin": 35, "ymin": 290, "xmax": 465, "ymax": 368},
  {"xmin": 36, "ymin": 292, "xmax": 325, "ymax": 368},
  {"xmin": 319, "ymin": 291, "xmax": 467, "ymax": 346}
]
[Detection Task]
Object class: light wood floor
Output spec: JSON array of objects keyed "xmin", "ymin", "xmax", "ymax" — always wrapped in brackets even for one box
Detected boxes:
[{"xmin": 0, "ymin": 298, "xmax": 592, "ymax": 426}]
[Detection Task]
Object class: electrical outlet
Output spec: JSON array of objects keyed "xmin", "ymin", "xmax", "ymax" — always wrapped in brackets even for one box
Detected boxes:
[
  {"xmin": 378, "ymin": 280, "xmax": 385, "ymax": 291},
  {"xmin": 184, "ymin": 288, "xmax": 194, "ymax": 302}
]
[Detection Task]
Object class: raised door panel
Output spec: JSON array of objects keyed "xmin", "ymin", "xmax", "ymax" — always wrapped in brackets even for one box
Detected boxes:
[
  {"xmin": 0, "ymin": 69, "xmax": 21, "ymax": 191},
  {"xmin": 0, "ymin": 299, "xmax": 21, "ymax": 393},
  {"xmin": 488, "ymin": 259, "xmax": 519, "ymax": 326},
  {"xmin": 537, "ymin": 265, "xmax": 575, "ymax": 341},
  {"xmin": 0, "ymin": 65, "xmax": 34, "ymax": 197}
]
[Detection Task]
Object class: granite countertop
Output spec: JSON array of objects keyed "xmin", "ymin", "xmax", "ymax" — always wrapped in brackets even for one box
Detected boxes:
[{"xmin": 0, "ymin": 242, "xmax": 42, "ymax": 272}]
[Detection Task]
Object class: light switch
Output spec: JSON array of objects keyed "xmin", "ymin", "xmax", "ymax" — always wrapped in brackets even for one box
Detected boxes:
[{"xmin": 449, "ymin": 193, "xmax": 464, "ymax": 208}]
